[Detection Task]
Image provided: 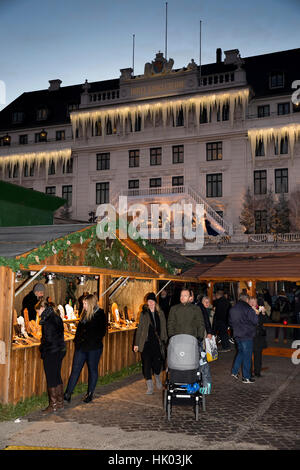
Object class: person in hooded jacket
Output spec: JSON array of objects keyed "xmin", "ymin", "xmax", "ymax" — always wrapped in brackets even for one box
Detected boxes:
[
  {"xmin": 64, "ymin": 294, "xmax": 107, "ymax": 404},
  {"xmin": 36, "ymin": 300, "xmax": 66, "ymax": 413},
  {"xmin": 134, "ymin": 292, "xmax": 167, "ymax": 395}
]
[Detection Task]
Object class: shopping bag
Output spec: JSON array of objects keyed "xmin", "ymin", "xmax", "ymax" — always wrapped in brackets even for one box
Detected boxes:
[{"xmin": 205, "ymin": 336, "xmax": 218, "ymax": 362}]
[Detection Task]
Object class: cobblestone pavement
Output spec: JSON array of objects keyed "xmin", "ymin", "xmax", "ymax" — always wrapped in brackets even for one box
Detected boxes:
[{"xmin": 11, "ymin": 339, "xmax": 298, "ymax": 451}]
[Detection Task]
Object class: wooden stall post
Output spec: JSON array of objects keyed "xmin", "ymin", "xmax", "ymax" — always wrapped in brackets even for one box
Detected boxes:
[
  {"xmin": 0, "ymin": 266, "xmax": 15, "ymax": 404},
  {"xmin": 249, "ymin": 280, "xmax": 256, "ymax": 298},
  {"xmin": 207, "ymin": 281, "xmax": 214, "ymax": 304}
]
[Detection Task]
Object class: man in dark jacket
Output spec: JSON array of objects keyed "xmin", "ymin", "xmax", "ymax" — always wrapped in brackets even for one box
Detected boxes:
[
  {"xmin": 22, "ymin": 283, "xmax": 45, "ymax": 321},
  {"xmin": 229, "ymin": 293, "xmax": 258, "ymax": 383},
  {"xmin": 168, "ymin": 289, "xmax": 205, "ymax": 340},
  {"xmin": 213, "ymin": 290, "xmax": 231, "ymax": 351}
]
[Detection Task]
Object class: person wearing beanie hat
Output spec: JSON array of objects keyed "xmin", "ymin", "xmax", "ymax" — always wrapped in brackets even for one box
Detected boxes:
[
  {"xmin": 134, "ymin": 292, "xmax": 167, "ymax": 395},
  {"xmin": 22, "ymin": 283, "xmax": 45, "ymax": 321}
]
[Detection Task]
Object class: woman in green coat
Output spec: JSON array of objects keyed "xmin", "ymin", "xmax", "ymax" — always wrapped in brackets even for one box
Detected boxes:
[{"xmin": 134, "ymin": 292, "xmax": 167, "ymax": 395}]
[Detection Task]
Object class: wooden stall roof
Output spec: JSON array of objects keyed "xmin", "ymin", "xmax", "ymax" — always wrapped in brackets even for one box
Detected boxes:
[
  {"xmin": 193, "ymin": 252, "xmax": 300, "ymax": 282},
  {"xmin": 0, "ymin": 223, "xmax": 199, "ymax": 282}
]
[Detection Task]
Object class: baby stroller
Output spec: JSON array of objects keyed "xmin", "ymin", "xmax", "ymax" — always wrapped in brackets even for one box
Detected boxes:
[{"xmin": 164, "ymin": 334, "xmax": 206, "ymax": 421}]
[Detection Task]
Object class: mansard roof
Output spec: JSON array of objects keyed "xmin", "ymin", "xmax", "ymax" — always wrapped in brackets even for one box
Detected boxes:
[{"xmin": 0, "ymin": 48, "xmax": 299, "ymax": 132}]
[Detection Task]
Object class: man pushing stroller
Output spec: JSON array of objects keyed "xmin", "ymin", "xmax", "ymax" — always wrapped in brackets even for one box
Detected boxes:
[{"xmin": 167, "ymin": 288, "xmax": 211, "ymax": 393}]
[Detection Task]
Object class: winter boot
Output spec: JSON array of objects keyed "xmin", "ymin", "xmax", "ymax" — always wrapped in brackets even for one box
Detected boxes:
[
  {"xmin": 83, "ymin": 392, "xmax": 93, "ymax": 403},
  {"xmin": 154, "ymin": 374, "xmax": 163, "ymax": 390},
  {"xmin": 56, "ymin": 384, "xmax": 64, "ymax": 410},
  {"xmin": 146, "ymin": 379, "xmax": 154, "ymax": 395},
  {"xmin": 42, "ymin": 387, "xmax": 58, "ymax": 414}
]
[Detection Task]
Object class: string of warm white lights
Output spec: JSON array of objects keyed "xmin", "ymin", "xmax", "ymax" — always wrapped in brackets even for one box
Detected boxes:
[
  {"xmin": 70, "ymin": 88, "xmax": 250, "ymax": 137},
  {"xmin": 0, "ymin": 148, "xmax": 72, "ymax": 180},
  {"xmin": 248, "ymin": 124, "xmax": 300, "ymax": 162}
]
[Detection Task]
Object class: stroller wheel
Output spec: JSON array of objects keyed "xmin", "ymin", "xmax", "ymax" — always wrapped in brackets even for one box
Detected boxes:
[
  {"xmin": 195, "ymin": 402, "xmax": 199, "ymax": 421},
  {"xmin": 167, "ymin": 401, "xmax": 171, "ymax": 421},
  {"xmin": 163, "ymin": 389, "xmax": 167, "ymax": 411},
  {"xmin": 202, "ymin": 395, "xmax": 206, "ymax": 412}
]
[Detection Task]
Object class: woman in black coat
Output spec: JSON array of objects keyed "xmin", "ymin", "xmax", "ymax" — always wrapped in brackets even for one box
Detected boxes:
[
  {"xmin": 250, "ymin": 297, "xmax": 267, "ymax": 377},
  {"xmin": 64, "ymin": 294, "xmax": 107, "ymax": 403},
  {"xmin": 36, "ymin": 300, "xmax": 66, "ymax": 413}
]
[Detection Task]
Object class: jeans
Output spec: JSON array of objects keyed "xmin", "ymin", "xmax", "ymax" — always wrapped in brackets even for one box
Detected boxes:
[
  {"xmin": 232, "ymin": 339, "xmax": 253, "ymax": 379},
  {"xmin": 66, "ymin": 344, "xmax": 103, "ymax": 395}
]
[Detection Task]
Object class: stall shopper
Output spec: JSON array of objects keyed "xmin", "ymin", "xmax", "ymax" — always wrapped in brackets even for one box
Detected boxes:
[
  {"xmin": 36, "ymin": 300, "xmax": 66, "ymax": 413},
  {"xmin": 22, "ymin": 283, "xmax": 45, "ymax": 321},
  {"xmin": 134, "ymin": 292, "xmax": 168, "ymax": 395},
  {"xmin": 64, "ymin": 294, "xmax": 107, "ymax": 404}
]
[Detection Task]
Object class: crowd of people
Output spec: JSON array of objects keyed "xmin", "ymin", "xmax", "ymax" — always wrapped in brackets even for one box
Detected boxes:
[
  {"xmin": 26, "ymin": 281, "xmax": 300, "ymax": 412},
  {"xmin": 136, "ymin": 285, "xmax": 300, "ymax": 393}
]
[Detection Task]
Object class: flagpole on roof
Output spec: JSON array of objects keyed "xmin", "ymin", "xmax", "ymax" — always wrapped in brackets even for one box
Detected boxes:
[
  {"xmin": 132, "ymin": 34, "xmax": 135, "ymax": 76},
  {"xmin": 165, "ymin": 2, "xmax": 168, "ymax": 60}
]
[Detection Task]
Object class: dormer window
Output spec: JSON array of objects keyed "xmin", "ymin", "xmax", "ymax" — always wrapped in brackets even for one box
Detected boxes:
[
  {"xmin": 36, "ymin": 107, "xmax": 48, "ymax": 121},
  {"xmin": 12, "ymin": 111, "xmax": 24, "ymax": 123},
  {"xmin": 269, "ymin": 71, "xmax": 284, "ymax": 89}
]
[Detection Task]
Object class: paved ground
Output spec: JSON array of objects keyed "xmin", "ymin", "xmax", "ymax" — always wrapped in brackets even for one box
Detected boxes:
[{"xmin": 1, "ymin": 333, "xmax": 300, "ymax": 451}]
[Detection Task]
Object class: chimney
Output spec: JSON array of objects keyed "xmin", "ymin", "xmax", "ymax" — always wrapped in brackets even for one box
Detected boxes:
[
  {"xmin": 216, "ymin": 48, "xmax": 222, "ymax": 64},
  {"xmin": 48, "ymin": 79, "xmax": 62, "ymax": 91}
]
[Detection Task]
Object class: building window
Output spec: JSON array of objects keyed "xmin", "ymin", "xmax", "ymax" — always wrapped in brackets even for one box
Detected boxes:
[
  {"xmin": 255, "ymin": 210, "xmax": 268, "ymax": 233},
  {"xmin": 12, "ymin": 164, "xmax": 19, "ymax": 178},
  {"xmin": 217, "ymin": 104, "xmax": 229, "ymax": 122},
  {"xmin": 257, "ymin": 105, "xmax": 270, "ymax": 118},
  {"xmin": 63, "ymin": 158, "xmax": 73, "ymax": 174},
  {"xmin": 206, "ymin": 173, "xmax": 222, "ymax": 198},
  {"xmin": 19, "ymin": 134, "xmax": 28, "ymax": 145},
  {"xmin": 12, "ymin": 111, "xmax": 24, "ymax": 123},
  {"xmin": 97, "ymin": 153, "xmax": 110, "ymax": 170},
  {"xmin": 149, "ymin": 178, "xmax": 162, "ymax": 188},
  {"xmin": 46, "ymin": 186, "xmax": 56, "ymax": 196},
  {"xmin": 275, "ymin": 137, "xmax": 288, "ymax": 155},
  {"xmin": 128, "ymin": 179, "xmax": 139, "ymax": 195},
  {"xmin": 129, "ymin": 150, "xmax": 140, "ymax": 168},
  {"xmin": 96, "ymin": 182, "xmax": 109, "ymax": 204},
  {"xmin": 36, "ymin": 108, "xmax": 48, "ymax": 121},
  {"xmin": 254, "ymin": 170, "xmax": 267, "ymax": 195},
  {"xmin": 275, "ymin": 168, "xmax": 288, "ymax": 193},
  {"xmin": 131, "ymin": 115, "xmax": 141, "ymax": 132},
  {"xmin": 255, "ymin": 139, "xmax": 265, "ymax": 157},
  {"xmin": 35, "ymin": 131, "xmax": 47, "ymax": 143},
  {"xmin": 24, "ymin": 162, "xmax": 34, "ymax": 177},
  {"xmin": 174, "ymin": 107, "xmax": 184, "ymax": 127},
  {"xmin": 48, "ymin": 160, "xmax": 56, "ymax": 175},
  {"xmin": 206, "ymin": 142, "xmax": 222, "ymax": 161},
  {"xmin": 62, "ymin": 185, "xmax": 73, "ymax": 206},
  {"xmin": 106, "ymin": 118, "xmax": 112, "ymax": 135},
  {"xmin": 172, "ymin": 145, "xmax": 184, "ymax": 164},
  {"xmin": 269, "ymin": 72, "xmax": 284, "ymax": 89},
  {"xmin": 200, "ymin": 107, "xmax": 209, "ymax": 124},
  {"xmin": 56, "ymin": 130, "xmax": 65, "ymax": 141},
  {"xmin": 172, "ymin": 176, "xmax": 184, "ymax": 192},
  {"xmin": 67, "ymin": 103, "xmax": 79, "ymax": 116},
  {"xmin": 278, "ymin": 102, "xmax": 290, "ymax": 115},
  {"xmin": 150, "ymin": 147, "xmax": 162, "ymax": 166}
]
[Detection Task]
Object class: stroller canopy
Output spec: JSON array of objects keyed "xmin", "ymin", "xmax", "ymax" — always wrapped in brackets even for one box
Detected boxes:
[{"xmin": 167, "ymin": 334, "xmax": 199, "ymax": 371}]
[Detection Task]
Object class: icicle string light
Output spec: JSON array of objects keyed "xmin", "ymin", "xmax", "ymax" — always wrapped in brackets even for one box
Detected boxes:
[
  {"xmin": 0, "ymin": 149, "xmax": 72, "ymax": 181},
  {"xmin": 70, "ymin": 88, "xmax": 250, "ymax": 137},
  {"xmin": 248, "ymin": 124, "xmax": 300, "ymax": 163}
]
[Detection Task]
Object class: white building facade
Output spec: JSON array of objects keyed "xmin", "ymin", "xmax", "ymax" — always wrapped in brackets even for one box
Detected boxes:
[{"xmin": 1, "ymin": 48, "xmax": 300, "ymax": 240}]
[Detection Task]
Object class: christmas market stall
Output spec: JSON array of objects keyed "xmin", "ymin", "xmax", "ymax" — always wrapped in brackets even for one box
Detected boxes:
[{"xmin": 0, "ymin": 223, "xmax": 198, "ymax": 405}]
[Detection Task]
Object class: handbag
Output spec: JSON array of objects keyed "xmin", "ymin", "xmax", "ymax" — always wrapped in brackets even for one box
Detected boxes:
[
  {"xmin": 272, "ymin": 310, "xmax": 280, "ymax": 322},
  {"xmin": 155, "ymin": 331, "xmax": 166, "ymax": 360},
  {"xmin": 205, "ymin": 335, "xmax": 218, "ymax": 362}
]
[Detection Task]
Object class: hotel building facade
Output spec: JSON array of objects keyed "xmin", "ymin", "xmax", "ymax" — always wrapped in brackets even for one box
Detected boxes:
[{"xmin": 0, "ymin": 47, "xmax": 300, "ymax": 246}]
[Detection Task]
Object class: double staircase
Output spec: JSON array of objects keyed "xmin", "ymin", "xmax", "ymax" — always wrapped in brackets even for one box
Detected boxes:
[{"xmin": 110, "ymin": 185, "xmax": 232, "ymax": 246}]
